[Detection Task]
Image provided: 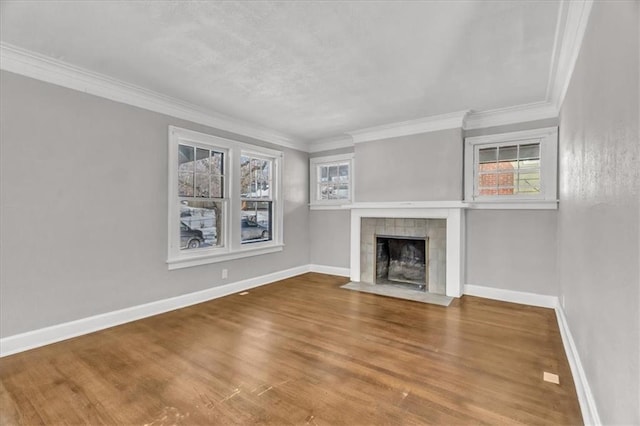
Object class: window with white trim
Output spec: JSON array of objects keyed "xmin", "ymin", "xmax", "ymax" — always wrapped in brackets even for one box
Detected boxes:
[
  {"xmin": 168, "ymin": 126, "xmax": 283, "ymax": 269},
  {"xmin": 309, "ymin": 153, "xmax": 354, "ymax": 208},
  {"xmin": 464, "ymin": 127, "xmax": 558, "ymax": 207}
]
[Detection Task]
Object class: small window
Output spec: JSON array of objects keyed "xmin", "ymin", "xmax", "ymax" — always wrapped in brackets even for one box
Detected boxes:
[
  {"xmin": 464, "ymin": 127, "xmax": 558, "ymax": 207},
  {"xmin": 309, "ymin": 153, "xmax": 354, "ymax": 208}
]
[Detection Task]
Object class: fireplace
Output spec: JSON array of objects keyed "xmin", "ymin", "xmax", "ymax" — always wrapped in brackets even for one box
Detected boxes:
[
  {"xmin": 350, "ymin": 204, "xmax": 465, "ymax": 298},
  {"xmin": 375, "ymin": 235, "xmax": 428, "ymax": 290}
]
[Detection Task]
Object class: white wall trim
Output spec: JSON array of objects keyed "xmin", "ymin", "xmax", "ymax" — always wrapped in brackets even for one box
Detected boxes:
[
  {"xmin": 547, "ymin": 0, "xmax": 595, "ymax": 110},
  {"xmin": 347, "ymin": 111, "xmax": 469, "ymax": 144},
  {"xmin": 555, "ymin": 304, "xmax": 602, "ymax": 425},
  {"xmin": 463, "ymin": 284, "xmax": 558, "ymax": 308},
  {"xmin": 464, "ymin": 101, "xmax": 559, "ymax": 130},
  {"xmin": 346, "ymin": 201, "xmax": 468, "ymax": 209},
  {"xmin": 0, "ymin": 265, "xmax": 310, "ymax": 357},
  {"xmin": 308, "ymin": 135, "xmax": 354, "ymax": 153},
  {"xmin": 462, "ymin": 284, "xmax": 601, "ymax": 424},
  {"xmin": 309, "ymin": 264, "xmax": 351, "ymax": 277},
  {"xmin": 0, "ymin": 42, "xmax": 306, "ymax": 152}
]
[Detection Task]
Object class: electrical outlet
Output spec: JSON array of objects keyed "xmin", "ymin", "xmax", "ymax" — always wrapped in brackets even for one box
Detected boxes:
[{"xmin": 222, "ymin": 269, "xmax": 228, "ymax": 279}]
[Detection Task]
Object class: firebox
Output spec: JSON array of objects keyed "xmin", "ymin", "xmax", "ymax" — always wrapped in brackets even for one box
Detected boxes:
[{"xmin": 375, "ymin": 235, "xmax": 428, "ymax": 290}]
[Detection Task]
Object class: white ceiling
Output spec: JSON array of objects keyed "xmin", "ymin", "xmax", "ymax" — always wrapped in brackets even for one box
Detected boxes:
[{"xmin": 0, "ymin": 1, "xmax": 560, "ymax": 144}]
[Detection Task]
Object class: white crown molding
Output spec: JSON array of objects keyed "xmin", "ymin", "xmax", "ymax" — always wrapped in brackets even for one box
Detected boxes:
[
  {"xmin": 308, "ymin": 135, "xmax": 354, "ymax": 153},
  {"xmin": 464, "ymin": 101, "xmax": 559, "ymax": 130},
  {"xmin": 0, "ymin": 42, "xmax": 307, "ymax": 152},
  {"xmin": 347, "ymin": 111, "xmax": 469, "ymax": 144},
  {"xmin": 1, "ymin": 0, "xmax": 593, "ymax": 150},
  {"xmin": 547, "ymin": 0, "xmax": 594, "ymax": 110}
]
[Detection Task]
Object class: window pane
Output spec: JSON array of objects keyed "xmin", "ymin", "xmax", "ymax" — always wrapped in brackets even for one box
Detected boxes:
[
  {"xmin": 178, "ymin": 171, "xmax": 194, "ymax": 197},
  {"xmin": 517, "ymin": 177, "xmax": 541, "ymax": 193},
  {"xmin": 478, "ymin": 147, "xmax": 497, "ymax": 163},
  {"xmin": 336, "ymin": 184, "xmax": 349, "ymax": 199},
  {"xmin": 241, "ymin": 201, "xmax": 271, "ymax": 243},
  {"xmin": 339, "ymin": 164, "xmax": 349, "ymax": 181},
  {"xmin": 319, "ymin": 184, "xmax": 330, "ymax": 200},
  {"xmin": 211, "ymin": 151, "xmax": 224, "ymax": 175},
  {"xmin": 328, "ymin": 166, "xmax": 338, "ymax": 182},
  {"xmin": 210, "ymin": 176, "xmax": 223, "ymax": 198},
  {"xmin": 518, "ymin": 159, "xmax": 541, "ymax": 171},
  {"xmin": 178, "ymin": 145, "xmax": 194, "ymax": 171},
  {"xmin": 195, "ymin": 148, "xmax": 210, "ymax": 173},
  {"xmin": 240, "ymin": 156, "xmax": 251, "ymax": 196},
  {"xmin": 179, "ymin": 200, "xmax": 223, "ymax": 249},
  {"xmin": 195, "ymin": 173, "xmax": 209, "ymax": 197},
  {"xmin": 320, "ymin": 166, "xmax": 328, "ymax": 182},
  {"xmin": 498, "ymin": 145, "xmax": 518, "ymax": 161},
  {"xmin": 519, "ymin": 143, "xmax": 540, "ymax": 159}
]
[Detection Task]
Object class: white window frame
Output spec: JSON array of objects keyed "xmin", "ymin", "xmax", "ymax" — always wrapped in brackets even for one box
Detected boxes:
[
  {"xmin": 168, "ymin": 126, "xmax": 283, "ymax": 270},
  {"xmin": 464, "ymin": 127, "xmax": 558, "ymax": 209},
  {"xmin": 309, "ymin": 153, "xmax": 355, "ymax": 210}
]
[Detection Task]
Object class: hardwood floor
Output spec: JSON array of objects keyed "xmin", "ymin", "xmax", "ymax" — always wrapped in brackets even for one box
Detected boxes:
[{"xmin": 0, "ymin": 273, "xmax": 582, "ymax": 425}]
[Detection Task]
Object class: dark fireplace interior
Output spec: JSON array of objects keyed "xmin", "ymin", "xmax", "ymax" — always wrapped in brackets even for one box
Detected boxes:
[{"xmin": 375, "ymin": 235, "xmax": 428, "ymax": 290}]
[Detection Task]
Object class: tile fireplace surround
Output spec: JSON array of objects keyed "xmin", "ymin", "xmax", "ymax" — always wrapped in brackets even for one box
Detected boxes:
[{"xmin": 349, "ymin": 202, "xmax": 465, "ymax": 298}]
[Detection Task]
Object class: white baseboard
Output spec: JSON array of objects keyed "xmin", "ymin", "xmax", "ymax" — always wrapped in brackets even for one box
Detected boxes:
[
  {"xmin": 463, "ymin": 284, "xmax": 558, "ymax": 308},
  {"xmin": 309, "ymin": 264, "xmax": 351, "ymax": 277},
  {"xmin": 0, "ymin": 265, "xmax": 310, "ymax": 357},
  {"xmin": 555, "ymin": 304, "xmax": 601, "ymax": 425},
  {"xmin": 463, "ymin": 284, "xmax": 600, "ymax": 424}
]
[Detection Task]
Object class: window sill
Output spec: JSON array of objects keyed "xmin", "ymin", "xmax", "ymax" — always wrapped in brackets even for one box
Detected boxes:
[
  {"xmin": 309, "ymin": 203, "xmax": 352, "ymax": 211},
  {"xmin": 465, "ymin": 200, "xmax": 558, "ymax": 210},
  {"xmin": 167, "ymin": 244, "xmax": 284, "ymax": 270}
]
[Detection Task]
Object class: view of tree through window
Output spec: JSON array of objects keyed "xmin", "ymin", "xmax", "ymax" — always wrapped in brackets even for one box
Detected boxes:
[
  {"xmin": 240, "ymin": 155, "xmax": 273, "ymax": 243},
  {"xmin": 178, "ymin": 144, "xmax": 225, "ymax": 250},
  {"xmin": 477, "ymin": 142, "xmax": 541, "ymax": 196}
]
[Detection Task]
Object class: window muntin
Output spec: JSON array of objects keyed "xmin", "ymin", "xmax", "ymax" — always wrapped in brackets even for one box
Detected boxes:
[
  {"xmin": 464, "ymin": 127, "xmax": 558, "ymax": 206},
  {"xmin": 309, "ymin": 153, "xmax": 354, "ymax": 207}
]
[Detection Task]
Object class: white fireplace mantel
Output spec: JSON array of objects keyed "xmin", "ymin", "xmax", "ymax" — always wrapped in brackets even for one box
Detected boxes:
[{"xmin": 349, "ymin": 202, "xmax": 466, "ymax": 298}]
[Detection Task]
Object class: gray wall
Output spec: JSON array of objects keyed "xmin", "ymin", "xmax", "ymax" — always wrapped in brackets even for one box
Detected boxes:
[
  {"xmin": 354, "ymin": 128, "xmax": 463, "ymax": 202},
  {"xmin": 466, "ymin": 210, "xmax": 557, "ymax": 295},
  {"xmin": 557, "ymin": 2, "xmax": 639, "ymax": 424},
  {"xmin": 310, "ymin": 128, "xmax": 560, "ymax": 297},
  {"xmin": 309, "ymin": 209, "xmax": 351, "ymax": 268},
  {"xmin": 0, "ymin": 71, "xmax": 310, "ymax": 338}
]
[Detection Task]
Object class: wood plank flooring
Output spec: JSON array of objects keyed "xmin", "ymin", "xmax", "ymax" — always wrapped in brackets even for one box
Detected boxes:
[{"xmin": 0, "ymin": 273, "xmax": 582, "ymax": 425}]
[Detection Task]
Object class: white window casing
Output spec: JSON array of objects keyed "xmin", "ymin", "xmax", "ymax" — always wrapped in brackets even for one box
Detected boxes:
[
  {"xmin": 309, "ymin": 153, "xmax": 354, "ymax": 210},
  {"xmin": 464, "ymin": 127, "xmax": 558, "ymax": 209},
  {"xmin": 168, "ymin": 126, "xmax": 283, "ymax": 270}
]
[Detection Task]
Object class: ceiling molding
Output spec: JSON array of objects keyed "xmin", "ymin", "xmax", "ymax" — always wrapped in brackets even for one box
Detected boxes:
[
  {"xmin": 546, "ymin": 0, "xmax": 594, "ymax": 110},
  {"xmin": 0, "ymin": 42, "xmax": 307, "ymax": 152},
  {"xmin": 347, "ymin": 111, "xmax": 469, "ymax": 144},
  {"xmin": 464, "ymin": 101, "xmax": 559, "ymax": 130},
  {"xmin": 1, "ymin": 1, "xmax": 593, "ymax": 151},
  {"xmin": 308, "ymin": 135, "xmax": 354, "ymax": 153}
]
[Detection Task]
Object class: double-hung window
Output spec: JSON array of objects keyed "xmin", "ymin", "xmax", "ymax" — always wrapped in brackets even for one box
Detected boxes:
[
  {"xmin": 168, "ymin": 126, "xmax": 283, "ymax": 269},
  {"xmin": 309, "ymin": 153, "xmax": 354, "ymax": 208},
  {"xmin": 464, "ymin": 127, "xmax": 558, "ymax": 208}
]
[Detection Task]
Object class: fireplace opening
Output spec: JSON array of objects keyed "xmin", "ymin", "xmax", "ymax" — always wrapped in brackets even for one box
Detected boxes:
[{"xmin": 375, "ymin": 235, "xmax": 428, "ymax": 290}]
